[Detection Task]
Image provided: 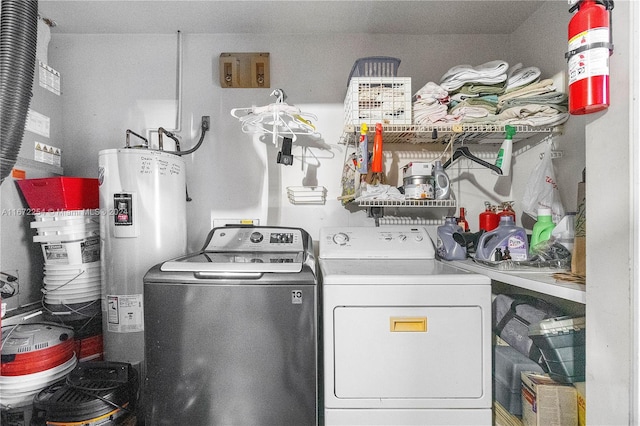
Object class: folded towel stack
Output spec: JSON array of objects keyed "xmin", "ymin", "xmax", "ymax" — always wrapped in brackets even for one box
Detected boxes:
[
  {"xmin": 412, "ymin": 82, "xmax": 457, "ymax": 125},
  {"xmin": 412, "ymin": 60, "xmax": 569, "ymax": 127}
]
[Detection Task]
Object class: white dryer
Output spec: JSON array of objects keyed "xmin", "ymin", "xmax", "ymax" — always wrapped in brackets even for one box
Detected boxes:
[{"xmin": 319, "ymin": 226, "xmax": 492, "ymax": 426}]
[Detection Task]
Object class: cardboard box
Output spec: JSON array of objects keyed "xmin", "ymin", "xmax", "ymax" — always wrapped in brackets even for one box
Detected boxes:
[
  {"xmin": 402, "ymin": 161, "xmax": 433, "ymax": 179},
  {"xmin": 521, "ymin": 372, "xmax": 578, "ymax": 426}
]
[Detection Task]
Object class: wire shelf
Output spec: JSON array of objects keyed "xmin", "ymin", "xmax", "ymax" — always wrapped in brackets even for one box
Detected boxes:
[
  {"xmin": 342, "ymin": 124, "xmax": 562, "ymax": 145},
  {"xmin": 358, "ymin": 199, "xmax": 457, "ymax": 208}
]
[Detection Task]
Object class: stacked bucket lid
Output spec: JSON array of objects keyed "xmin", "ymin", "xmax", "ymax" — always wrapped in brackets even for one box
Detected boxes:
[
  {"xmin": 30, "ymin": 361, "xmax": 138, "ymax": 425},
  {"xmin": 0, "ymin": 323, "xmax": 78, "ymax": 410},
  {"xmin": 31, "ymin": 210, "xmax": 101, "ymax": 316}
]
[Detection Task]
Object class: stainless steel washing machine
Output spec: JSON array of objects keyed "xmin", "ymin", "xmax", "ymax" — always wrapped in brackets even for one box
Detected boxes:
[
  {"xmin": 143, "ymin": 226, "xmax": 318, "ymax": 426},
  {"xmin": 319, "ymin": 226, "xmax": 492, "ymax": 426}
]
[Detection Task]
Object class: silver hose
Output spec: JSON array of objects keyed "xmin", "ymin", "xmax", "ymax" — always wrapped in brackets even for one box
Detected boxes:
[{"xmin": 0, "ymin": 0, "xmax": 39, "ymax": 183}]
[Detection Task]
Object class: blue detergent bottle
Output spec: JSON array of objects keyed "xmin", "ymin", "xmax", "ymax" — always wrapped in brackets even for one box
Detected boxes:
[
  {"xmin": 437, "ymin": 217, "xmax": 467, "ymax": 260},
  {"xmin": 475, "ymin": 215, "xmax": 529, "ymax": 261}
]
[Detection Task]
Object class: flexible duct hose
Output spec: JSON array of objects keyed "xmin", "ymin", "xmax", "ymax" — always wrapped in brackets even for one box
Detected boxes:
[{"xmin": 0, "ymin": 0, "xmax": 38, "ymax": 184}]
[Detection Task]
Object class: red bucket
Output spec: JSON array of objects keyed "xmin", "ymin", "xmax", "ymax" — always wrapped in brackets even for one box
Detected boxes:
[{"xmin": 16, "ymin": 177, "xmax": 99, "ymax": 212}]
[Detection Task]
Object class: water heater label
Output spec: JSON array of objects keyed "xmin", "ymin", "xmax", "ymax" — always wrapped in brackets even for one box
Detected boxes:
[
  {"xmin": 114, "ymin": 193, "xmax": 133, "ymax": 226},
  {"xmin": 107, "ymin": 294, "xmax": 144, "ymax": 333}
]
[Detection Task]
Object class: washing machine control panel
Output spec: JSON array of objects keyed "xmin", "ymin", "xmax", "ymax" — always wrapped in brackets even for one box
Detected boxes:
[
  {"xmin": 206, "ymin": 227, "xmax": 303, "ymax": 252},
  {"xmin": 320, "ymin": 226, "xmax": 435, "ymax": 260}
]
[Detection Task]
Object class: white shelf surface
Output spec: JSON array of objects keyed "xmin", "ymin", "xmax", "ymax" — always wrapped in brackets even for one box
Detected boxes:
[{"xmin": 449, "ymin": 259, "xmax": 586, "ymax": 304}]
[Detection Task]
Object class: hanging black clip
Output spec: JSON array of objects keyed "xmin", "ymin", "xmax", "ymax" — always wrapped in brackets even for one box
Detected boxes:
[{"xmin": 277, "ymin": 137, "xmax": 294, "ymax": 166}]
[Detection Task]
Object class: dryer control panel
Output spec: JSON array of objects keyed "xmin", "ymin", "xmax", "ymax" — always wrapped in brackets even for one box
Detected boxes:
[{"xmin": 320, "ymin": 226, "xmax": 435, "ymax": 260}]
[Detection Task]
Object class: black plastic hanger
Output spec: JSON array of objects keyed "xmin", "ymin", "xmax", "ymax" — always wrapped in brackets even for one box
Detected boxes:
[{"xmin": 442, "ymin": 146, "xmax": 503, "ymax": 175}]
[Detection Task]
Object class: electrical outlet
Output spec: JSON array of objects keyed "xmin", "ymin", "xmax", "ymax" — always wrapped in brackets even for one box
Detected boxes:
[{"xmin": 202, "ymin": 116, "xmax": 210, "ymax": 131}]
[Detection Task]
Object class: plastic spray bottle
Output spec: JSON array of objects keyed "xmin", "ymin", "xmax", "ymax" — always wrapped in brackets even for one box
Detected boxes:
[
  {"xmin": 371, "ymin": 123, "xmax": 384, "ymax": 173},
  {"xmin": 356, "ymin": 123, "xmax": 368, "ymax": 174},
  {"xmin": 494, "ymin": 125, "xmax": 516, "ymax": 176}
]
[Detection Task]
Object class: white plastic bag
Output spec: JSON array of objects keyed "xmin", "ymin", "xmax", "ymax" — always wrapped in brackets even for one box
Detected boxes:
[{"xmin": 521, "ymin": 140, "xmax": 565, "ymax": 222}]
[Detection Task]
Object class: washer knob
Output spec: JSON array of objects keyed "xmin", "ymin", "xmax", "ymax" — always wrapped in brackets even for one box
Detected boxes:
[
  {"xmin": 332, "ymin": 233, "xmax": 349, "ymax": 245},
  {"xmin": 250, "ymin": 231, "xmax": 264, "ymax": 243},
  {"xmin": 398, "ymin": 234, "xmax": 407, "ymax": 241},
  {"xmin": 414, "ymin": 234, "xmax": 424, "ymax": 242}
]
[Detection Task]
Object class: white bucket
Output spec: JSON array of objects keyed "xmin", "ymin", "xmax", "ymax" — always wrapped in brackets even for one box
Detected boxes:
[
  {"xmin": 44, "ymin": 260, "xmax": 101, "ymax": 273},
  {"xmin": 44, "ymin": 291, "xmax": 101, "ymax": 304},
  {"xmin": 43, "ymin": 270, "xmax": 101, "ymax": 281},
  {"xmin": 43, "ymin": 281, "xmax": 101, "ymax": 295},
  {"xmin": 31, "ymin": 216, "xmax": 99, "ymax": 230},
  {"xmin": 34, "ymin": 209, "xmax": 97, "ymax": 221},
  {"xmin": 44, "ymin": 285, "xmax": 101, "ymax": 297},
  {"xmin": 40, "ymin": 236, "xmax": 100, "ymax": 265},
  {"xmin": 33, "ymin": 226, "xmax": 100, "ymax": 243},
  {"xmin": 43, "ymin": 275, "xmax": 101, "ymax": 285}
]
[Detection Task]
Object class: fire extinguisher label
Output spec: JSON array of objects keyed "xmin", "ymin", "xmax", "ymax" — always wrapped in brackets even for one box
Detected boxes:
[{"xmin": 568, "ymin": 27, "xmax": 610, "ymax": 84}]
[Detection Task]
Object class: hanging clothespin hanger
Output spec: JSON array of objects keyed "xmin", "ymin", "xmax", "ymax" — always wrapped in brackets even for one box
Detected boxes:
[{"xmin": 271, "ymin": 88, "xmax": 286, "ymax": 103}]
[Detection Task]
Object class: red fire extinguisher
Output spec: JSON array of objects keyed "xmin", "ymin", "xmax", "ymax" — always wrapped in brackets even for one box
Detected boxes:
[
  {"xmin": 479, "ymin": 202, "xmax": 499, "ymax": 232},
  {"xmin": 498, "ymin": 201, "xmax": 516, "ymax": 221},
  {"xmin": 566, "ymin": 0, "xmax": 614, "ymax": 115}
]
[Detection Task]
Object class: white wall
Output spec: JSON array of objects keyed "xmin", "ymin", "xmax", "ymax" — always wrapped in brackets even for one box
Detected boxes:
[{"xmin": 584, "ymin": 1, "xmax": 634, "ymax": 424}]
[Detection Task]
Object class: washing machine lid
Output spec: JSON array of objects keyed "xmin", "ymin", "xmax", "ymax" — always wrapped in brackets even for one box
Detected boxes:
[
  {"xmin": 160, "ymin": 226, "xmax": 307, "ymax": 274},
  {"xmin": 160, "ymin": 251, "xmax": 304, "ymax": 273}
]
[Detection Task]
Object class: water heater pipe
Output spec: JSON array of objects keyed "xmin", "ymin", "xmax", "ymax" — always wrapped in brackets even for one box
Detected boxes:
[
  {"xmin": 174, "ymin": 29, "xmax": 183, "ymax": 133},
  {"xmin": 146, "ymin": 30, "xmax": 182, "ymax": 145},
  {"xmin": 0, "ymin": 0, "xmax": 39, "ymax": 184}
]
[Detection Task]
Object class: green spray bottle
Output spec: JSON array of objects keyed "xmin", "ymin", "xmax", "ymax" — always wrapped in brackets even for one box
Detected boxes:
[{"xmin": 494, "ymin": 125, "xmax": 516, "ymax": 176}]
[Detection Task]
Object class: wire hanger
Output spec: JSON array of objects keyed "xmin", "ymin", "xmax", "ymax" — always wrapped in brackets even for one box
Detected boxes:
[
  {"xmin": 230, "ymin": 89, "xmax": 320, "ymax": 146},
  {"xmin": 442, "ymin": 146, "xmax": 503, "ymax": 175}
]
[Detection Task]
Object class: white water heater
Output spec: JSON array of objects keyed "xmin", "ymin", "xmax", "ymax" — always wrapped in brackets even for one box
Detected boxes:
[{"xmin": 98, "ymin": 148, "xmax": 187, "ymax": 373}]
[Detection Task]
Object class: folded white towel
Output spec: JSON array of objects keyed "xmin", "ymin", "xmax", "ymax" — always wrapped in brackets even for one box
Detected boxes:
[
  {"xmin": 413, "ymin": 81, "xmax": 449, "ymax": 101},
  {"xmin": 506, "ymin": 64, "xmax": 541, "ymax": 91},
  {"xmin": 413, "ymin": 103, "xmax": 449, "ymax": 124},
  {"xmin": 440, "ymin": 60, "xmax": 509, "ymax": 92}
]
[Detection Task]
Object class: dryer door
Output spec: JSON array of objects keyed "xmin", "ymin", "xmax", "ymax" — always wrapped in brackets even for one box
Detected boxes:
[{"xmin": 333, "ymin": 305, "xmax": 484, "ymax": 399}]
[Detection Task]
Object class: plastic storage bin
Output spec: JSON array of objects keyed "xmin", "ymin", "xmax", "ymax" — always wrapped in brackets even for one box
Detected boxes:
[
  {"xmin": 528, "ymin": 316, "xmax": 586, "ymax": 383},
  {"xmin": 16, "ymin": 177, "xmax": 99, "ymax": 212},
  {"xmin": 344, "ymin": 77, "xmax": 412, "ymax": 126},
  {"xmin": 347, "ymin": 56, "xmax": 401, "ymax": 85},
  {"xmin": 493, "ymin": 345, "xmax": 544, "ymax": 416}
]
